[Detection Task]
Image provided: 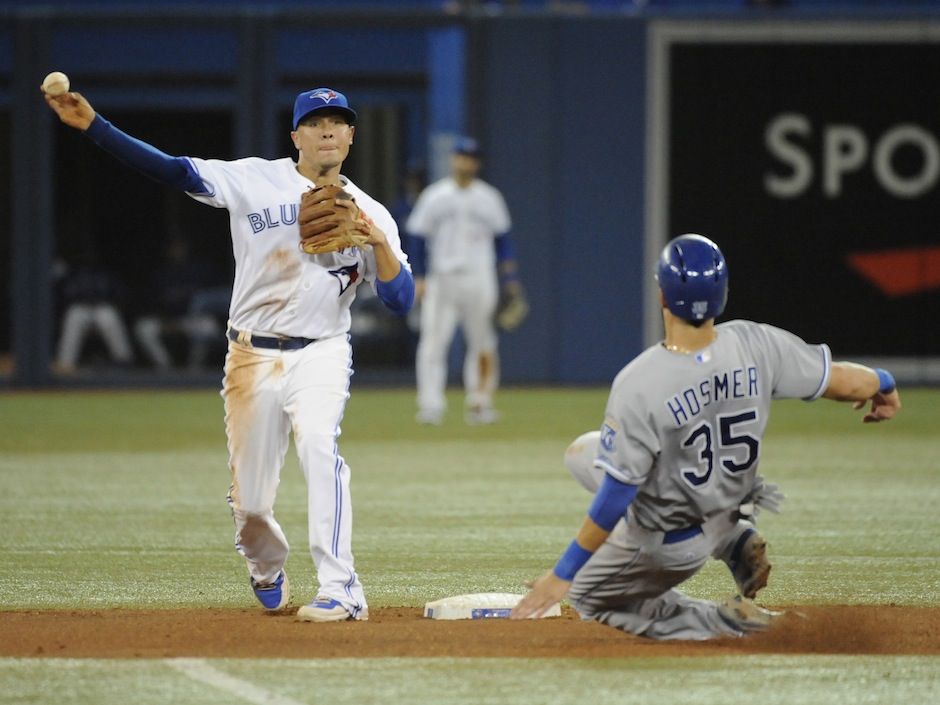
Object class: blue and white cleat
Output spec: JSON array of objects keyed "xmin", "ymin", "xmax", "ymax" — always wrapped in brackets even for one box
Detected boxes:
[
  {"xmin": 297, "ymin": 595, "xmax": 357, "ymax": 622},
  {"xmin": 251, "ymin": 571, "xmax": 290, "ymax": 611}
]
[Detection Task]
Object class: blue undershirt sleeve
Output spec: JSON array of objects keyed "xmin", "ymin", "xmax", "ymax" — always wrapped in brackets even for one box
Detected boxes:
[
  {"xmin": 83, "ymin": 114, "xmax": 208, "ymax": 194},
  {"xmin": 494, "ymin": 232, "xmax": 516, "ymax": 263},
  {"xmin": 404, "ymin": 234, "xmax": 427, "ymax": 277},
  {"xmin": 494, "ymin": 232, "xmax": 520, "ymax": 285},
  {"xmin": 375, "ymin": 265, "xmax": 415, "ymax": 316},
  {"xmin": 587, "ymin": 473, "xmax": 639, "ymax": 531}
]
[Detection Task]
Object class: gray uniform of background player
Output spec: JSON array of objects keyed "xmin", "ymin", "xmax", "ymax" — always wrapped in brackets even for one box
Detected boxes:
[{"xmin": 566, "ymin": 320, "xmax": 829, "ymax": 640}]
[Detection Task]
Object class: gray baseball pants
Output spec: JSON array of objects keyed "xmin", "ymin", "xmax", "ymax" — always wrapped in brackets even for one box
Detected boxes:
[{"xmin": 568, "ymin": 510, "xmax": 752, "ymax": 640}]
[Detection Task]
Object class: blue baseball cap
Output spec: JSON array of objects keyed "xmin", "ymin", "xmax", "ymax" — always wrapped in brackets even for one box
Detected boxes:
[
  {"xmin": 292, "ymin": 88, "xmax": 357, "ymax": 129},
  {"xmin": 453, "ymin": 136, "xmax": 482, "ymax": 158}
]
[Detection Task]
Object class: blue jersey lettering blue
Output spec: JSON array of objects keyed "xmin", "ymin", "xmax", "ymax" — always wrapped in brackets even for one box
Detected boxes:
[
  {"xmin": 246, "ymin": 202, "xmax": 299, "ymax": 235},
  {"xmin": 665, "ymin": 366, "xmax": 759, "ymax": 428}
]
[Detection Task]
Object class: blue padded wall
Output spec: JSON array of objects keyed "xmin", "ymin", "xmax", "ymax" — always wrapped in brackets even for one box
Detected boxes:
[{"xmin": 476, "ymin": 17, "xmax": 646, "ymax": 383}]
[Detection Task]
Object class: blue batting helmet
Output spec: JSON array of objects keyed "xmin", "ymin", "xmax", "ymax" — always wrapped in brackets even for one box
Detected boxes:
[{"xmin": 656, "ymin": 234, "xmax": 728, "ymax": 321}]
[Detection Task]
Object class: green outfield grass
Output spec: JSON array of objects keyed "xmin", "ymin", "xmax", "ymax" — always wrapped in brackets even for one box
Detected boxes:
[
  {"xmin": 1, "ymin": 387, "xmax": 938, "ymax": 704},
  {"xmin": 1, "ymin": 656, "xmax": 937, "ymax": 705}
]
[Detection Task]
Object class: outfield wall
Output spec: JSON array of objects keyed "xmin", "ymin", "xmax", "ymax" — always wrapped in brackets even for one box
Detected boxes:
[{"xmin": 2, "ymin": 5, "xmax": 938, "ymax": 387}]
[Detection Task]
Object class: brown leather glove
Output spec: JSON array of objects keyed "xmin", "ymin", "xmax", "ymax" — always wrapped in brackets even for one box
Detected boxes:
[
  {"xmin": 495, "ymin": 283, "xmax": 529, "ymax": 331},
  {"xmin": 298, "ymin": 185, "xmax": 372, "ymax": 255}
]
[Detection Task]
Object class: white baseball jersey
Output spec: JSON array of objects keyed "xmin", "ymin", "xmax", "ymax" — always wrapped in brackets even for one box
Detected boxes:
[
  {"xmin": 596, "ymin": 319, "xmax": 831, "ymax": 531},
  {"xmin": 186, "ymin": 156, "xmax": 409, "ymax": 337},
  {"xmin": 405, "ymin": 177, "xmax": 511, "ymax": 274},
  {"xmin": 180, "ymin": 155, "xmax": 407, "ymax": 618}
]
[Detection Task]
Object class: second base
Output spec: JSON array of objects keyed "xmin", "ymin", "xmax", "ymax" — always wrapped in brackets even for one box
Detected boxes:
[{"xmin": 423, "ymin": 592, "xmax": 561, "ymax": 620}]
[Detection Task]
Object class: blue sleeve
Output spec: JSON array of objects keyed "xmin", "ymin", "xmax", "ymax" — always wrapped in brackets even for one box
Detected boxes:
[
  {"xmin": 404, "ymin": 234, "xmax": 427, "ymax": 277},
  {"xmin": 375, "ymin": 265, "xmax": 415, "ymax": 316},
  {"xmin": 84, "ymin": 114, "xmax": 208, "ymax": 194},
  {"xmin": 587, "ymin": 473, "xmax": 639, "ymax": 531},
  {"xmin": 494, "ymin": 232, "xmax": 516, "ymax": 263},
  {"xmin": 494, "ymin": 232, "xmax": 521, "ymax": 286}
]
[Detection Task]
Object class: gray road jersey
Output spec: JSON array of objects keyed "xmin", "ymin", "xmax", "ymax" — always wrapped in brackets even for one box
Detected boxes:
[{"xmin": 596, "ymin": 320, "xmax": 831, "ymax": 531}]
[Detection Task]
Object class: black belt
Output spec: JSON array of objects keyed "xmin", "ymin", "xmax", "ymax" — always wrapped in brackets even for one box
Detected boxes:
[
  {"xmin": 228, "ymin": 328, "xmax": 317, "ymax": 350},
  {"xmin": 662, "ymin": 525, "xmax": 703, "ymax": 544}
]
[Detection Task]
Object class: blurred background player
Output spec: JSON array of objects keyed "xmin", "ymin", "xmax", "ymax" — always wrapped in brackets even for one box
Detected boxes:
[
  {"xmin": 512, "ymin": 233, "xmax": 901, "ymax": 639},
  {"xmin": 44, "ymin": 85, "xmax": 414, "ymax": 622},
  {"xmin": 405, "ymin": 137, "xmax": 522, "ymax": 425},
  {"xmin": 53, "ymin": 251, "xmax": 134, "ymax": 374},
  {"xmin": 133, "ymin": 236, "xmax": 225, "ymax": 371},
  {"xmin": 390, "ymin": 159, "xmax": 427, "ymax": 237}
]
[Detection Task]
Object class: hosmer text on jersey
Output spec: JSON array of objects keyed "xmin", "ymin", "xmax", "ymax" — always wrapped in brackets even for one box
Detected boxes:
[{"xmin": 666, "ymin": 365, "xmax": 759, "ymax": 427}]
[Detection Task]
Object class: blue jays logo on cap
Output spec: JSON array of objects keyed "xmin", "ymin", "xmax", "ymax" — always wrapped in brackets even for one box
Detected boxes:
[
  {"xmin": 312, "ymin": 89, "xmax": 338, "ymax": 103},
  {"xmin": 292, "ymin": 87, "xmax": 358, "ymax": 129}
]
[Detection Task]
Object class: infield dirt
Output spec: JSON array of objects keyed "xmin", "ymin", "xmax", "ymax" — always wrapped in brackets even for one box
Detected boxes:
[{"xmin": 3, "ymin": 605, "xmax": 937, "ymax": 658}]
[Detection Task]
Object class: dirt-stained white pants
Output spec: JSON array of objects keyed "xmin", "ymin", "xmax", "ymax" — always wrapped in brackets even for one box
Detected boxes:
[
  {"xmin": 416, "ymin": 269, "xmax": 499, "ymax": 415},
  {"xmin": 221, "ymin": 334, "xmax": 366, "ymax": 619}
]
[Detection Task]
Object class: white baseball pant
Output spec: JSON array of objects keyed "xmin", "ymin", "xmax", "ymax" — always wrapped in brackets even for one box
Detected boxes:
[
  {"xmin": 55, "ymin": 303, "xmax": 134, "ymax": 369},
  {"xmin": 221, "ymin": 333, "xmax": 366, "ymax": 618},
  {"xmin": 416, "ymin": 269, "xmax": 499, "ymax": 415}
]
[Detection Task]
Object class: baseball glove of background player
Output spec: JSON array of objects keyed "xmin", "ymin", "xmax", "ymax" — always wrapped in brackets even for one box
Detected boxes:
[
  {"xmin": 298, "ymin": 184, "xmax": 372, "ymax": 255},
  {"xmin": 495, "ymin": 284, "xmax": 530, "ymax": 332}
]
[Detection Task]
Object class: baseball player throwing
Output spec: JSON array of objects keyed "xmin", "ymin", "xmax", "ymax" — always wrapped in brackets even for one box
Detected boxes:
[
  {"xmin": 43, "ymin": 84, "xmax": 414, "ymax": 622},
  {"xmin": 405, "ymin": 138, "xmax": 521, "ymax": 425},
  {"xmin": 512, "ymin": 234, "xmax": 901, "ymax": 639}
]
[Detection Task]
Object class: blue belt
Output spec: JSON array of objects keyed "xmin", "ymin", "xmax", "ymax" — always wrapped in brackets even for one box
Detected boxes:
[
  {"xmin": 662, "ymin": 525, "xmax": 703, "ymax": 544},
  {"xmin": 228, "ymin": 328, "xmax": 317, "ymax": 350}
]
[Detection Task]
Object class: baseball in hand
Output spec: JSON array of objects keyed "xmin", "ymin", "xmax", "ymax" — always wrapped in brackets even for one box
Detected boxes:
[{"xmin": 42, "ymin": 71, "xmax": 70, "ymax": 96}]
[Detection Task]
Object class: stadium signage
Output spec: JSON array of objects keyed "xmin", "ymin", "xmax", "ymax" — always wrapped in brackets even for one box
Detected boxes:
[
  {"xmin": 764, "ymin": 114, "xmax": 940, "ymax": 199},
  {"xmin": 648, "ymin": 23, "xmax": 940, "ymax": 360}
]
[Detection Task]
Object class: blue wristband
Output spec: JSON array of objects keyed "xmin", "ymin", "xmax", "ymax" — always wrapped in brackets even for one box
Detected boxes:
[
  {"xmin": 552, "ymin": 540, "xmax": 593, "ymax": 582},
  {"xmin": 874, "ymin": 368, "xmax": 896, "ymax": 394}
]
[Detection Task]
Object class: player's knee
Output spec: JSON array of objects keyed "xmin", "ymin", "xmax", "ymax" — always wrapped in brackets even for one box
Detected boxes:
[{"xmin": 565, "ymin": 430, "xmax": 603, "ymax": 493}]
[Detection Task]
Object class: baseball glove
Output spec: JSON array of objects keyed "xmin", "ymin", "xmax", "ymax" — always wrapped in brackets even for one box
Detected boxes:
[
  {"xmin": 495, "ymin": 285, "xmax": 530, "ymax": 331},
  {"xmin": 298, "ymin": 184, "xmax": 372, "ymax": 255}
]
